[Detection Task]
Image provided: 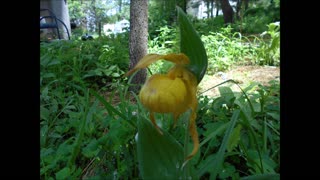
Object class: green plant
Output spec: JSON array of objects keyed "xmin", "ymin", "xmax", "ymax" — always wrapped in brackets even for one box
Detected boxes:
[
  {"xmin": 194, "ymin": 15, "xmax": 225, "ymax": 35},
  {"xmin": 257, "ymin": 22, "xmax": 280, "ymax": 66},
  {"xmin": 233, "ymin": 1, "xmax": 280, "ymax": 35},
  {"xmin": 41, "ymin": 55, "xmax": 280, "ymax": 179},
  {"xmin": 201, "ymin": 26, "xmax": 253, "ymax": 74},
  {"xmin": 40, "ymin": 35, "xmax": 129, "ymax": 91},
  {"xmin": 123, "ymin": 7, "xmax": 280, "ymax": 179},
  {"xmin": 41, "ymin": 5, "xmax": 280, "ymax": 179},
  {"xmin": 41, "ymin": 35, "xmax": 136, "ymax": 179},
  {"xmin": 147, "ymin": 25, "xmax": 179, "ymax": 75},
  {"xmin": 195, "ymin": 79, "xmax": 280, "ymax": 178}
]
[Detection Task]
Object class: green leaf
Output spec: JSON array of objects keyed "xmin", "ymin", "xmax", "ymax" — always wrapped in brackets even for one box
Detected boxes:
[
  {"xmin": 242, "ymin": 82, "xmax": 259, "ymax": 93},
  {"xmin": 247, "ymin": 150, "xmax": 277, "ymax": 174},
  {"xmin": 227, "ymin": 124, "xmax": 242, "ymax": 152},
  {"xmin": 196, "ymin": 110, "xmax": 240, "ymax": 178},
  {"xmin": 218, "ymin": 86, "xmax": 235, "ymax": 103},
  {"xmin": 219, "ymin": 163, "xmax": 236, "ymax": 179},
  {"xmin": 137, "ymin": 116, "xmax": 184, "ymax": 179},
  {"xmin": 40, "ymin": 106, "xmax": 50, "ymax": 121},
  {"xmin": 42, "ymin": 73, "xmax": 56, "ymax": 78},
  {"xmin": 47, "ymin": 59, "xmax": 60, "ymax": 66},
  {"xmin": 111, "ymin": 72, "xmax": 120, "ymax": 77},
  {"xmin": 240, "ymin": 173, "xmax": 280, "ymax": 180},
  {"xmin": 267, "ymin": 112, "xmax": 280, "ymax": 121},
  {"xmin": 177, "ymin": 6, "xmax": 208, "ymax": 83},
  {"xmin": 200, "ymin": 122, "xmax": 229, "ymax": 147},
  {"xmin": 90, "ymin": 89, "xmax": 122, "ymax": 118},
  {"xmin": 82, "ymin": 138, "xmax": 100, "ymax": 158},
  {"xmin": 40, "ymin": 124, "xmax": 49, "ymax": 147},
  {"xmin": 90, "ymin": 89, "xmax": 136, "ymax": 129},
  {"xmin": 55, "ymin": 167, "xmax": 70, "ymax": 180}
]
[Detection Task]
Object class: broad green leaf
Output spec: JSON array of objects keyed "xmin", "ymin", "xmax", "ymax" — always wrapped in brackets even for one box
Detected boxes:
[
  {"xmin": 235, "ymin": 97, "xmax": 252, "ymax": 121},
  {"xmin": 137, "ymin": 116, "xmax": 184, "ymax": 179},
  {"xmin": 242, "ymin": 82, "xmax": 259, "ymax": 93},
  {"xmin": 82, "ymin": 138, "xmax": 100, "ymax": 158},
  {"xmin": 55, "ymin": 167, "xmax": 70, "ymax": 180},
  {"xmin": 177, "ymin": 6, "xmax": 208, "ymax": 83},
  {"xmin": 200, "ymin": 122, "xmax": 229, "ymax": 147},
  {"xmin": 112, "ymin": 72, "xmax": 120, "ymax": 77},
  {"xmin": 40, "ymin": 124, "xmax": 49, "ymax": 147},
  {"xmin": 196, "ymin": 154, "xmax": 216, "ymax": 173},
  {"xmin": 219, "ymin": 163, "xmax": 236, "ymax": 179},
  {"xmin": 218, "ymin": 86, "xmax": 235, "ymax": 103},
  {"xmin": 40, "ymin": 106, "xmax": 50, "ymax": 121},
  {"xmin": 267, "ymin": 112, "xmax": 280, "ymax": 121},
  {"xmin": 227, "ymin": 124, "xmax": 242, "ymax": 152},
  {"xmin": 56, "ymin": 139, "xmax": 73, "ymax": 156},
  {"xmin": 247, "ymin": 150, "xmax": 277, "ymax": 174}
]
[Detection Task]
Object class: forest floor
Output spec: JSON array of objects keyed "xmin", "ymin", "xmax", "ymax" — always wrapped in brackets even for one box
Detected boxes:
[{"xmin": 198, "ymin": 65, "xmax": 280, "ymax": 97}]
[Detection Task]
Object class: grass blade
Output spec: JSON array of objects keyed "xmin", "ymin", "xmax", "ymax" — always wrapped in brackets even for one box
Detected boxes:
[{"xmin": 90, "ymin": 89, "xmax": 135, "ymax": 128}]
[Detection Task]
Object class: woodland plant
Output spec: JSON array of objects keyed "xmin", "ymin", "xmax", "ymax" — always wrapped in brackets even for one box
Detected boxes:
[
  {"xmin": 124, "ymin": 7, "xmax": 279, "ymax": 179},
  {"xmin": 257, "ymin": 22, "xmax": 280, "ymax": 66},
  {"xmin": 41, "ymin": 6, "xmax": 279, "ymax": 179},
  {"xmin": 123, "ymin": 7, "xmax": 208, "ymax": 179},
  {"xmin": 149, "ymin": 22, "xmax": 280, "ymax": 76}
]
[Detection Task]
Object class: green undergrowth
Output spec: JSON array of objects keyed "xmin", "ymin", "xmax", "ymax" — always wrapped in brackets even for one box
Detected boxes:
[
  {"xmin": 41, "ymin": 50, "xmax": 279, "ymax": 178},
  {"xmin": 41, "ymin": 23, "xmax": 279, "ymax": 179},
  {"xmin": 147, "ymin": 22, "xmax": 280, "ymax": 76}
]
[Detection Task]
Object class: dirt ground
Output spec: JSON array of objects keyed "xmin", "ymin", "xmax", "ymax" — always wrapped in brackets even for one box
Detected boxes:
[
  {"xmin": 198, "ymin": 65, "xmax": 280, "ymax": 97},
  {"xmin": 103, "ymin": 65, "xmax": 280, "ymax": 104}
]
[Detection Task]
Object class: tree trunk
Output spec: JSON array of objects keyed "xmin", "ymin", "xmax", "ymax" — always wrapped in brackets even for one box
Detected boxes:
[
  {"xmin": 215, "ymin": 0, "xmax": 219, "ymax": 16},
  {"xmin": 220, "ymin": 0, "xmax": 234, "ymax": 24},
  {"xmin": 129, "ymin": 0, "xmax": 148, "ymax": 93},
  {"xmin": 98, "ymin": 21, "xmax": 101, "ymax": 37},
  {"xmin": 206, "ymin": 0, "xmax": 210, "ymax": 18},
  {"xmin": 177, "ymin": 0, "xmax": 187, "ymax": 13},
  {"xmin": 243, "ymin": 0, "xmax": 249, "ymax": 10},
  {"xmin": 92, "ymin": 0, "xmax": 97, "ymax": 32},
  {"xmin": 183, "ymin": 0, "xmax": 188, "ymax": 13},
  {"xmin": 210, "ymin": 0, "xmax": 214, "ymax": 18},
  {"xmin": 236, "ymin": 0, "xmax": 242, "ymax": 20},
  {"xmin": 49, "ymin": 0, "xmax": 72, "ymax": 39},
  {"xmin": 118, "ymin": 0, "xmax": 122, "ymax": 13},
  {"xmin": 40, "ymin": 0, "xmax": 72, "ymax": 40}
]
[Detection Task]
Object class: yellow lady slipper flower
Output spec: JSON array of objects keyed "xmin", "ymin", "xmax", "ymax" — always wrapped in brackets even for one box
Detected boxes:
[{"xmin": 125, "ymin": 53, "xmax": 199, "ymax": 161}]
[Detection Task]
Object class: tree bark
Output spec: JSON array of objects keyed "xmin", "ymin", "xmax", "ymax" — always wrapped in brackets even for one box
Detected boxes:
[
  {"xmin": 220, "ymin": 0, "xmax": 234, "ymax": 25},
  {"xmin": 210, "ymin": 0, "xmax": 214, "ymax": 18},
  {"xmin": 236, "ymin": 0, "xmax": 242, "ymax": 20},
  {"xmin": 182, "ymin": 0, "xmax": 188, "ymax": 13},
  {"xmin": 177, "ymin": 0, "xmax": 187, "ymax": 13},
  {"xmin": 243, "ymin": 0, "xmax": 249, "ymax": 10},
  {"xmin": 40, "ymin": 0, "xmax": 72, "ymax": 40},
  {"xmin": 215, "ymin": 0, "xmax": 219, "ymax": 16},
  {"xmin": 129, "ymin": 0, "xmax": 148, "ymax": 93},
  {"xmin": 118, "ymin": 0, "xmax": 122, "ymax": 13},
  {"xmin": 206, "ymin": 0, "xmax": 210, "ymax": 18},
  {"xmin": 49, "ymin": 0, "xmax": 72, "ymax": 39},
  {"xmin": 98, "ymin": 21, "xmax": 101, "ymax": 37}
]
